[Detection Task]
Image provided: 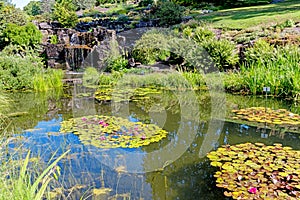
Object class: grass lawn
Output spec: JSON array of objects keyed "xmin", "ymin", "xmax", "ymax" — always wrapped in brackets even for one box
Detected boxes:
[{"xmin": 195, "ymin": 0, "xmax": 300, "ymax": 29}]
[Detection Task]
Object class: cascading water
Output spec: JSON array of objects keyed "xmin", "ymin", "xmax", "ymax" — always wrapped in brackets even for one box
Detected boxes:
[{"xmin": 65, "ymin": 33, "xmax": 93, "ymax": 71}]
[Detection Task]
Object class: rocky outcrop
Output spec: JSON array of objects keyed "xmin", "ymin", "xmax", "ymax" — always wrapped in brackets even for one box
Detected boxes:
[{"xmin": 40, "ymin": 22, "xmax": 113, "ymax": 70}]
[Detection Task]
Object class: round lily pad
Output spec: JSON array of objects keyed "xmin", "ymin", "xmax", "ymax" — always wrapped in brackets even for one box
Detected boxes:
[
  {"xmin": 60, "ymin": 115, "xmax": 168, "ymax": 148},
  {"xmin": 231, "ymin": 107, "xmax": 300, "ymax": 127},
  {"xmin": 207, "ymin": 143, "xmax": 300, "ymax": 199}
]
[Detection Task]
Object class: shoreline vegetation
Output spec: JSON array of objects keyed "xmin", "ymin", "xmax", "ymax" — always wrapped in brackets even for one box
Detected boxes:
[{"xmin": 0, "ymin": 0, "xmax": 300, "ymax": 199}]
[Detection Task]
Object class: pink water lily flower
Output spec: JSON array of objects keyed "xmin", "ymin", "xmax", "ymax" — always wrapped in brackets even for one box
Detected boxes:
[
  {"xmin": 99, "ymin": 136, "xmax": 106, "ymax": 141},
  {"xmin": 82, "ymin": 117, "xmax": 87, "ymax": 121},
  {"xmin": 98, "ymin": 120, "xmax": 104, "ymax": 125},
  {"xmin": 248, "ymin": 187, "xmax": 258, "ymax": 194},
  {"xmin": 103, "ymin": 123, "xmax": 108, "ymax": 127}
]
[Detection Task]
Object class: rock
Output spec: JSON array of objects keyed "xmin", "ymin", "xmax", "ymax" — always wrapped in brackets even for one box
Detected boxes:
[{"xmin": 39, "ymin": 22, "xmax": 52, "ymax": 29}]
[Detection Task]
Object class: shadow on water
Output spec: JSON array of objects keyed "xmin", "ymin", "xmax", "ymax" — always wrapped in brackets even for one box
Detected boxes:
[{"xmin": 2, "ymin": 87, "xmax": 300, "ymax": 199}]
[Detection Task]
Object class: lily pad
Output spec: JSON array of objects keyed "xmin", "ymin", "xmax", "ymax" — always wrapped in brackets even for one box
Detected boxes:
[
  {"xmin": 207, "ymin": 143, "xmax": 300, "ymax": 199},
  {"xmin": 60, "ymin": 115, "xmax": 168, "ymax": 148}
]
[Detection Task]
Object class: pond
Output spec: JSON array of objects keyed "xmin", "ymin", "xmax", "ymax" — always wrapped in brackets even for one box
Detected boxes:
[{"xmin": 3, "ymin": 84, "xmax": 300, "ymax": 200}]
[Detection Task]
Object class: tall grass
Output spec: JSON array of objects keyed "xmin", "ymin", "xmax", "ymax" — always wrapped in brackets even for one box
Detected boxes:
[
  {"xmin": 0, "ymin": 93, "xmax": 10, "ymax": 133},
  {"xmin": 0, "ymin": 141, "xmax": 69, "ymax": 200},
  {"xmin": 33, "ymin": 69, "xmax": 64, "ymax": 92},
  {"xmin": 225, "ymin": 41, "xmax": 300, "ymax": 100},
  {"xmin": 104, "ymin": 71, "xmax": 206, "ymax": 90}
]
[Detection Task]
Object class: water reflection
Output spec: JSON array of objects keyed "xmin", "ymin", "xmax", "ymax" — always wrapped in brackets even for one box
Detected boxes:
[{"xmin": 4, "ymin": 90, "xmax": 300, "ymax": 199}]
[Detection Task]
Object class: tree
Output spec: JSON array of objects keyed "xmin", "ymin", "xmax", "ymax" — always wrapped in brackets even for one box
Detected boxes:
[
  {"xmin": 0, "ymin": 4, "xmax": 28, "ymax": 26},
  {"xmin": 53, "ymin": 0, "xmax": 78, "ymax": 28},
  {"xmin": 23, "ymin": 1, "xmax": 41, "ymax": 16},
  {"xmin": 40, "ymin": 0, "xmax": 55, "ymax": 20},
  {"xmin": 73, "ymin": 0, "xmax": 96, "ymax": 10}
]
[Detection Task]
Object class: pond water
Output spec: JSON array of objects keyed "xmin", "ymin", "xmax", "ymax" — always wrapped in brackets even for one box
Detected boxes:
[{"xmin": 3, "ymin": 84, "xmax": 300, "ymax": 200}]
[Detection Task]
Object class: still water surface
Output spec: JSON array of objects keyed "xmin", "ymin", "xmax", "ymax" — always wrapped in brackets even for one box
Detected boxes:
[{"xmin": 4, "ymin": 86, "xmax": 300, "ymax": 200}]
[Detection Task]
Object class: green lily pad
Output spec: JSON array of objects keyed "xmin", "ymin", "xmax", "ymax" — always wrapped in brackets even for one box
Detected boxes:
[
  {"xmin": 207, "ymin": 143, "xmax": 300, "ymax": 199},
  {"xmin": 60, "ymin": 115, "xmax": 168, "ymax": 148}
]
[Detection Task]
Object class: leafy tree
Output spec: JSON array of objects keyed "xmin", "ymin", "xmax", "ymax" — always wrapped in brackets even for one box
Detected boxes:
[
  {"xmin": 53, "ymin": 0, "xmax": 78, "ymax": 28},
  {"xmin": 23, "ymin": 1, "xmax": 41, "ymax": 16},
  {"xmin": 2, "ymin": 22, "xmax": 42, "ymax": 48},
  {"xmin": 0, "ymin": 4, "xmax": 28, "ymax": 26},
  {"xmin": 73, "ymin": 0, "xmax": 96, "ymax": 10},
  {"xmin": 40, "ymin": 0, "xmax": 55, "ymax": 20}
]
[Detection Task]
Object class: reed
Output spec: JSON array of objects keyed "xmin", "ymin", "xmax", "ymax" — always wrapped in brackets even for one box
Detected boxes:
[
  {"xmin": 226, "ymin": 44, "xmax": 300, "ymax": 100},
  {"xmin": 0, "ymin": 136, "xmax": 69, "ymax": 200},
  {"xmin": 33, "ymin": 69, "xmax": 64, "ymax": 91}
]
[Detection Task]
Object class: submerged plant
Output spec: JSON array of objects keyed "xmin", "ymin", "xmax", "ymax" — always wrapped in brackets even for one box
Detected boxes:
[
  {"xmin": 60, "ymin": 115, "xmax": 168, "ymax": 148},
  {"xmin": 207, "ymin": 143, "xmax": 300, "ymax": 199}
]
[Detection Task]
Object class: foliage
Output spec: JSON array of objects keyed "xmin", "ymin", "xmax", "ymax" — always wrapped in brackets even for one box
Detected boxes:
[
  {"xmin": 73, "ymin": 0, "xmax": 96, "ymax": 10},
  {"xmin": 154, "ymin": 1, "xmax": 184, "ymax": 26},
  {"xmin": 105, "ymin": 56, "xmax": 128, "ymax": 72},
  {"xmin": 23, "ymin": 1, "xmax": 41, "ymax": 16},
  {"xmin": 40, "ymin": 0, "xmax": 55, "ymax": 20},
  {"xmin": 32, "ymin": 69, "xmax": 64, "ymax": 92},
  {"xmin": 0, "ymin": 4, "xmax": 28, "ymax": 26},
  {"xmin": 237, "ymin": 43, "xmax": 300, "ymax": 99},
  {"xmin": 82, "ymin": 67, "xmax": 99, "ymax": 86},
  {"xmin": 207, "ymin": 143, "xmax": 300, "ymax": 199},
  {"xmin": 192, "ymin": 26, "xmax": 215, "ymax": 43},
  {"xmin": 0, "ymin": 47, "xmax": 44, "ymax": 90},
  {"xmin": 202, "ymin": 38, "xmax": 238, "ymax": 71},
  {"xmin": 60, "ymin": 115, "xmax": 168, "ymax": 148},
  {"xmin": 53, "ymin": 0, "xmax": 78, "ymax": 28},
  {"xmin": 0, "ymin": 147, "xmax": 69, "ymax": 200},
  {"xmin": 2, "ymin": 22, "xmax": 42, "ymax": 48},
  {"xmin": 49, "ymin": 35, "xmax": 58, "ymax": 44},
  {"xmin": 132, "ymin": 30, "xmax": 171, "ymax": 65},
  {"xmin": 94, "ymin": 86, "xmax": 161, "ymax": 102},
  {"xmin": 138, "ymin": 0, "xmax": 153, "ymax": 7},
  {"xmin": 231, "ymin": 107, "xmax": 300, "ymax": 131}
]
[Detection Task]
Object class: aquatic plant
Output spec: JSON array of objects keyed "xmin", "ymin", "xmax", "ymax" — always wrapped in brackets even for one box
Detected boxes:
[
  {"xmin": 94, "ymin": 87, "xmax": 161, "ymax": 103},
  {"xmin": 33, "ymin": 69, "xmax": 64, "ymax": 91},
  {"xmin": 60, "ymin": 115, "xmax": 168, "ymax": 148},
  {"xmin": 207, "ymin": 143, "xmax": 300, "ymax": 199},
  {"xmin": 231, "ymin": 107, "xmax": 300, "ymax": 127}
]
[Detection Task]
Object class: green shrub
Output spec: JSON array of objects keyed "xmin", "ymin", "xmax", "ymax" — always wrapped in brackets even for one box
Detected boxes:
[
  {"xmin": 78, "ymin": 17, "xmax": 93, "ymax": 23},
  {"xmin": 53, "ymin": 0, "xmax": 78, "ymax": 28},
  {"xmin": 49, "ymin": 35, "xmax": 58, "ymax": 44},
  {"xmin": 23, "ymin": 0, "xmax": 41, "ymax": 16},
  {"xmin": 192, "ymin": 26, "xmax": 215, "ymax": 43},
  {"xmin": 132, "ymin": 30, "xmax": 171, "ymax": 64},
  {"xmin": 2, "ymin": 22, "xmax": 42, "ymax": 48},
  {"xmin": 154, "ymin": 1, "xmax": 184, "ymax": 26},
  {"xmin": 244, "ymin": 39, "xmax": 276, "ymax": 64},
  {"xmin": 202, "ymin": 39, "xmax": 238, "ymax": 71},
  {"xmin": 105, "ymin": 56, "xmax": 128, "ymax": 72},
  {"xmin": 117, "ymin": 14, "xmax": 129, "ymax": 22},
  {"xmin": 0, "ymin": 48, "xmax": 44, "ymax": 90}
]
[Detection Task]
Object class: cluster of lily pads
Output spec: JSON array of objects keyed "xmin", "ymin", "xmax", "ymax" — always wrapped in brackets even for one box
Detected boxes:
[
  {"xmin": 231, "ymin": 107, "xmax": 300, "ymax": 126},
  {"xmin": 94, "ymin": 87, "xmax": 161, "ymax": 103},
  {"xmin": 207, "ymin": 143, "xmax": 300, "ymax": 199},
  {"xmin": 60, "ymin": 115, "xmax": 168, "ymax": 148}
]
